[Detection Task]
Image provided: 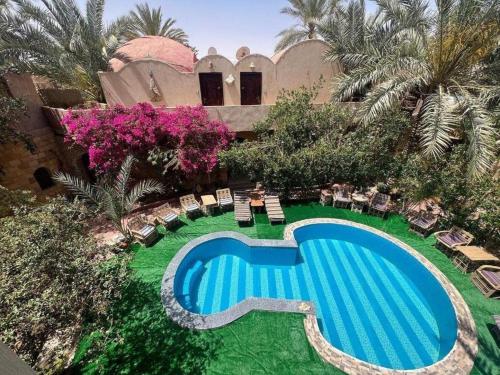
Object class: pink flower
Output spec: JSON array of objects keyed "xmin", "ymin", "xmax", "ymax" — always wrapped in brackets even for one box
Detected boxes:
[{"xmin": 63, "ymin": 103, "xmax": 234, "ymax": 175}]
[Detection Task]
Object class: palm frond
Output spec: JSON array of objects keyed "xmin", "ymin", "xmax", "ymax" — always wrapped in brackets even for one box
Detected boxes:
[
  {"xmin": 356, "ymin": 74, "xmax": 423, "ymax": 124},
  {"xmin": 419, "ymin": 86, "xmax": 460, "ymax": 159},
  {"xmin": 53, "ymin": 171, "xmax": 102, "ymax": 205},
  {"xmin": 124, "ymin": 179, "xmax": 165, "ymax": 211},
  {"xmin": 456, "ymin": 92, "xmax": 497, "ymax": 176}
]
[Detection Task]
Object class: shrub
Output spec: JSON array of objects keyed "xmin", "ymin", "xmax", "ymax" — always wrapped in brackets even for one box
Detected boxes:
[
  {"xmin": 63, "ymin": 103, "xmax": 233, "ymax": 175},
  {"xmin": 220, "ymin": 86, "xmax": 410, "ymax": 195},
  {"xmin": 0, "ymin": 196, "xmax": 130, "ymax": 372},
  {"xmin": 397, "ymin": 146, "xmax": 500, "ymax": 249}
]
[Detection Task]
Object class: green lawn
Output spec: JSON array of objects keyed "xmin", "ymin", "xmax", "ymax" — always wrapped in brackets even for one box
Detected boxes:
[{"xmin": 73, "ymin": 203, "xmax": 500, "ymax": 375}]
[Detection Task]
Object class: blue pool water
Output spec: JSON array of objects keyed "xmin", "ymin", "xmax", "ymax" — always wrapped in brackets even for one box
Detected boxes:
[{"xmin": 174, "ymin": 223, "xmax": 457, "ymax": 370}]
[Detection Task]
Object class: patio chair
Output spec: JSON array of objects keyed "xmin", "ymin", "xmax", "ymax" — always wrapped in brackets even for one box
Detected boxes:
[
  {"xmin": 320, "ymin": 186, "xmax": 333, "ymax": 206},
  {"xmin": 234, "ymin": 190, "xmax": 252, "ymax": 224},
  {"xmin": 409, "ymin": 211, "xmax": 438, "ymax": 237},
  {"xmin": 333, "ymin": 184, "xmax": 353, "ymax": 208},
  {"xmin": 434, "ymin": 226, "xmax": 474, "ymax": 254},
  {"xmin": 216, "ymin": 188, "xmax": 234, "ymax": 211},
  {"xmin": 154, "ymin": 204, "xmax": 180, "ymax": 229},
  {"xmin": 127, "ymin": 215, "xmax": 158, "ymax": 246},
  {"xmin": 368, "ymin": 192, "xmax": 390, "ymax": 218},
  {"xmin": 471, "ymin": 265, "xmax": 500, "ymax": 299},
  {"xmin": 264, "ymin": 193, "xmax": 285, "ymax": 224},
  {"xmin": 179, "ymin": 194, "xmax": 202, "ymax": 218}
]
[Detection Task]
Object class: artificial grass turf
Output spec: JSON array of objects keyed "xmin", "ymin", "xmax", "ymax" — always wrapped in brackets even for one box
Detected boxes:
[{"xmin": 73, "ymin": 203, "xmax": 499, "ymax": 375}]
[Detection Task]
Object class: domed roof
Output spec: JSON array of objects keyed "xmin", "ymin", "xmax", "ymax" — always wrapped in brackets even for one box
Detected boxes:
[{"xmin": 109, "ymin": 36, "xmax": 196, "ymax": 72}]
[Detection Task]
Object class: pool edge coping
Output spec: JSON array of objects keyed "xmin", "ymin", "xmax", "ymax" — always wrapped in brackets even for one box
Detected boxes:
[
  {"xmin": 284, "ymin": 218, "xmax": 477, "ymax": 375},
  {"xmin": 160, "ymin": 220, "xmax": 477, "ymax": 375}
]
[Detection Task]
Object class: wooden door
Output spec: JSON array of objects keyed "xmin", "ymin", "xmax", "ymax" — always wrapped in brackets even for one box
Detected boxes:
[
  {"xmin": 199, "ymin": 73, "xmax": 224, "ymax": 106},
  {"xmin": 240, "ymin": 72, "xmax": 262, "ymax": 105}
]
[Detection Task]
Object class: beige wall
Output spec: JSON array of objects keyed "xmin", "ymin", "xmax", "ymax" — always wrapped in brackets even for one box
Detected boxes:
[{"xmin": 99, "ymin": 40, "xmax": 340, "ymax": 107}]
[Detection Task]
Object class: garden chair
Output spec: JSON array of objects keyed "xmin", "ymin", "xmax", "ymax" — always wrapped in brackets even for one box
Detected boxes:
[
  {"xmin": 216, "ymin": 188, "xmax": 234, "ymax": 211},
  {"xmin": 333, "ymin": 184, "xmax": 353, "ymax": 208},
  {"xmin": 234, "ymin": 191, "xmax": 252, "ymax": 224},
  {"xmin": 179, "ymin": 194, "xmax": 202, "ymax": 218},
  {"xmin": 471, "ymin": 265, "xmax": 500, "ymax": 299},
  {"xmin": 409, "ymin": 211, "xmax": 438, "ymax": 237},
  {"xmin": 127, "ymin": 215, "xmax": 158, "ymax": 246},
  {"xmin": 265, "ymin": 193, "xmax": 285, "ymax": 224},
  {"xmin": 154, "ymin": 204, "xmax": 180, "ymax": 229},
  {"xmin": 368, "ymin": 192, "xmax": 390, "ymax": 218},
  {"xmin": 434, "ymin": 226, "xmax": 474, "ymax": 254}
]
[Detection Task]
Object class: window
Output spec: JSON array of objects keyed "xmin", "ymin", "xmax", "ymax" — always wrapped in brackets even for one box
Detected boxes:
[
  {"xmin": 34, "ymin": 167, "xmax": 55, "ymax": 190},
  {"xmin": 240, "ymin": 72, "xmax": 262, "ymax": 105},
  {"xmin": 199, "ymin": 73, "xmax": 224, "ymax": 106}
]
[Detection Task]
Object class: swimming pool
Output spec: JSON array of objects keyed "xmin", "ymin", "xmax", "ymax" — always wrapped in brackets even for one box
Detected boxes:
[{"xmin": 162, "ymin": 219, "xmax": 474, "ymax": 373}]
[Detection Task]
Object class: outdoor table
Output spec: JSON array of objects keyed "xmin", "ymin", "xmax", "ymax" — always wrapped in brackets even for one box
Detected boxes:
[
  {"xmin": 453, "ymin": 246, "xmax": 500, "ymax": 273},
  {"xmin": 250, "ymin": 191, "xmax": 265, "ymax": 213},
  {"xmin": 201, "ymin": 194, "xmax": 217, "ymax": 216},
  {"xmin": 351, "ymin": 193, "xmax": 368, "ymax": 214}
]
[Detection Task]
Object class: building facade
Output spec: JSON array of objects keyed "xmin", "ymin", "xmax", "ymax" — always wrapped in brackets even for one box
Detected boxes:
[{"xmin": 0, "ymin": 37, "xmax": 342, "ymax": 195}]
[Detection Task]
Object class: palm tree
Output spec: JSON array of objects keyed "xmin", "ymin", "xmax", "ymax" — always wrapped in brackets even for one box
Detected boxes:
[
  {"xmin": 118, "ymin": 3, "xmax": 188, "ymax": 44},
  {"xmin": 0, "ymin": 0, "xmax": 123, "ymax": 101},
  {"xmin": 275, "ymin": 0, "xmax": 336, "ymax": 52},
  {"xmin": 323, "ymin": 0, "xmax": 499, "ymax": 177},
  {"xmin": 54, "ymin": 155, "xmax": 165, "ymax": 238}
]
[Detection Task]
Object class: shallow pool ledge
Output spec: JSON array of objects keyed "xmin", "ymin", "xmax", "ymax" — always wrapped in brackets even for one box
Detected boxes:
[
  {"xmin": 161, "ymin": 220, "xmax": 477, "ymax": 375},
  {"xmin": 161, "ymin": 231, "xmax": 316, "ymax": 330}
]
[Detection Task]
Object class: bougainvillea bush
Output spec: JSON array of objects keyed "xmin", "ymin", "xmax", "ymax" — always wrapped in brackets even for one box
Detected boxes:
[{"xmin": 63, "ymin": 103, "xmax": 233, "ymax": 175}]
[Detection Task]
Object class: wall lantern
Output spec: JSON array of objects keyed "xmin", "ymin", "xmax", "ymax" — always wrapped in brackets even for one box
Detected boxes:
[
  {"xmin": 225, "ymin": 74, "xmax": 235, "ymax": 85},
  {"xmin": 249, "ymin": 62, "xmax": 256, "ymax": 71},
  {"xmin": 208, "ymin": 61, "xmax": 214, "ymax": 70}
]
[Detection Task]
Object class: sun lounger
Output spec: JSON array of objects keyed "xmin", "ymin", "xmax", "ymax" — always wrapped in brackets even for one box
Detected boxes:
[
  {"xmin": 471, "ymin": 265, "xmax": 500, "ymax": 299},
  {"xmin": 179, "ymin": 194, "xmax": 202, "ymax": 218},
  {"xmin": 216, "ymin": 188, "xmax": 234, "ymax": 211},
  {"xmin": 264, "ymin": 193, "xmax": 285, "ymax": 224},
  {"xmin": 127, "ymin": 215, "xmax": 158, "ymax": 246},
  {"xmin": 333, "ymin": 184, "xmax": 353, "ymax": 208},
  {"xmin": 154, "ymin": 204, "xmax": 180, "ymax": 229},
  {"xmin": 368, "ymin": 192, "xmax": 390, "ymax": 218},
  {"xmin": 434, "ymin": 226, "xmax": 474, "ymax": 253},
  {"xmin": 234, "ymin": 191, "xmax": 252, "ymax": 223},
  {"xmin": 409, "ymin": 211, "xmax": 438, "ymax": 237}
]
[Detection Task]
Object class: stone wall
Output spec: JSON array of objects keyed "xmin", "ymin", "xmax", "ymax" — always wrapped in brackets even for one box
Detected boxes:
[{"xmin": 0, "ymin": 74, "xmax": 76, "ymax": 196}]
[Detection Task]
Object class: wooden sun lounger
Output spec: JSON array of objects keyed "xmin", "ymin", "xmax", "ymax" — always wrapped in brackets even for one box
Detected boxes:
[
  {"xmin": 409, "ymin": 211, "xmax": 438, "ymax": 237},
  {"xmin": 127, "ymin": 215, "xmax": 158, "ymax": 246},
  {"xmin": 368, "ymin": 192, "xmax": 390, "ymax": 218},
  {"xmin": 216, "ymin": 188, "xmax": 234, "ymax": 211},
  {"xmin": 264, "ymin": 193, "xmax": 285, "ymax": 224},
  {"xmin": 234, "ymin": 191, "xmax": 252, "ymax": 223},
  {"xmin": 179, "ymin": 194, "xmax": 202, "ymax": 218},
  {"xmin": 434, "ymin": 226, "xmax": 474, "ymax": 254},
  {"xmin": 471, "ymin": 265, "xmax": 500, "ymax": 299},
  {"xmin": 153, "ymin": 204, "xmax": 180, "ymax": 229},
  {"xmin": 333, "ymin": 184, "xmax": 353, "ymax": 208}
]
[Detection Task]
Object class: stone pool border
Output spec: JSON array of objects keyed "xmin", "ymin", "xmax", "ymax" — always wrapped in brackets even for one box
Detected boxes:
[
  {"xmin": 161, "ymin": 220, "xmax": 477, "ymax": 374},
  {"xmin": 284, "ymin": 219, "xmax": 477, "ymax": 375}
]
